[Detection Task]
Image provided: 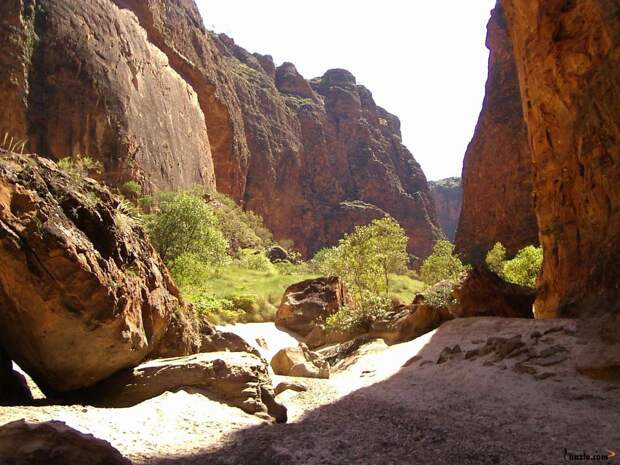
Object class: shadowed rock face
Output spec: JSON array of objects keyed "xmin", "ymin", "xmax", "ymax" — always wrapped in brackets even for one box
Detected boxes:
[
  {"xmin": 500, "ymin": 0, "xmax": 620, "ymax": 318},
  {"xmin": 110, "ymin": 0, "xmax": 441, "ymax": 258},
  {"xmin": 0, "ymin": 0, "xmax": 215, "ymax": 193},
  {"xmin": 429, "ymin": 178, "xmax": 462, "ymax": 242},
  {"xmin": 456, "ymin": 4, "xmax": 538, "ymax": 264}
]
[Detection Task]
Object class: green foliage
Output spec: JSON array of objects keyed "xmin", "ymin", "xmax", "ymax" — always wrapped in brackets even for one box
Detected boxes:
[
  {"xmin": 169, "ymin": 253, "xmax": 214, "ymax": 289},
  {"xmin": 57, "ymin": 154, "xmax": 102, "ymax": 180},
  {"xmin": 420, "ymin": 240, "xmax": 469, "ymax": 285},
  {"xmin": 238, "ymin": 248, "xmax": 275, "ymax": 272},
  {"xmin": 484, "ymin": 243, "xmax": 542, "ymax": 289},
  {"xmin": 313, "ymin": 216, "xmax": 409, "ymax": 297},
  {"xmin": 120, "ymin": 180, "xmax": 142, "ymax": 200},
  {"xmin": 144, "ymin": 191, "xmax": 229, "ymax": 264},
  {"xmin": 325, "ymin": 293, "xmax": 392, "ymax": 332},
  {"xmin": 485, "ymin": 242, "xmax": 507, "ymax": 277},
  {"xmin": 209, "ymin": 193, "xmax": 272, "ymax": 252},
  {"xmin": 502, "ymin": 245, "xmax": 543, "ymax": 288},
  {"xmin": 422, "ymin": 280, "xmax": 457, "ymax": 307}
]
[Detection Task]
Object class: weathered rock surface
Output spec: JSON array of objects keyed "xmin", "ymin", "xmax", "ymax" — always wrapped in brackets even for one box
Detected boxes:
[
  {"xmin": 429, "ymin": 178, "xmax": 462, "ymax": 242},
  {"xmin": 109, "ymin": 1, "xmax": 441, "ymax": 258},
  {"xmin": 88, "ymin": 352, "xmax": 287, "ymax": 422},
  {"xmin": 0, "ymin": 419, "xmax": 132, "ymax": 465},
  {"xmin": 0, "ymin": 346, "xmax": 32, "ymax": 405},
  {"xmin": 456, "ymin": 4, "xmax": 538, "ymax": 264},
  {"xmin": 500, "ymin": 0, "xmax": 620, "ymax": 318},
  {"xmin": 0, "ymin": 0, "xmax": 215, "ymax": 193},
  {"xmin": 270, "ymin": 344, "xmax": 330, "ymax": 379},
  {"xmin": 451, "ymin": 268, "xmax": 535, "ymax": 319},
  {"xmin": 276, "ymin": 277, "xmax": 350, "ymax": 337},
  {"xmin": 0, "ymin": 151, "xmax": 193, "ymax": 392},
  {"xmin": 369, "ymin": 303, "xmax": 448, "ymax": 345}
]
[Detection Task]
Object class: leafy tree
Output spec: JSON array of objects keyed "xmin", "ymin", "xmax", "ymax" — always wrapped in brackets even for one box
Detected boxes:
[
  {"xmin": 313, "ymin": 216, "xmax": 409, "ymax": 297},
  {"xmin": 420, "ymin": 240, "xmax": 468, "ymax": 285},
  {"xmin": 485, "ymin": 242, "xmax": 507, "ymax": 277},
  {"xmin": 502, "ymin": 245, "xmax": 542, "ymax": 288},
  {"xmin": 144, "ymin": 191, "xmax": 228, "ymax": 264}
]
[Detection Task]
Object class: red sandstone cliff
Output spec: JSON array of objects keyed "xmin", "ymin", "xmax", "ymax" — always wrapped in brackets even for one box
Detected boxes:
[
  {"xmin": 429, "ymin": 178, "xmax": 462, "ymax": 242},
  {"xmin": 0, "ymin": 0, "xmax": 440, "ymax": 259},
  {"xmin": 500, "ymin": 0, "xmax": 620, "ymax": 318},
  {"xmin": 455, "ymin": 4, "xmax": 538, "ymax": 264},
  {"xmin": 110, "ymin": 0, "xmax": 443, "ymax": 258},
  {"xmin": 0, "ymin": 0, "xmax": 216, "ymax": 193}
]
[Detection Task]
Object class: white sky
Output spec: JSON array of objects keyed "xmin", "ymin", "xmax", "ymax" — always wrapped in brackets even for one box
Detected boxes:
[{"xmin": 196, "ymin": 1, "xmax": 496, "ymax": 181}]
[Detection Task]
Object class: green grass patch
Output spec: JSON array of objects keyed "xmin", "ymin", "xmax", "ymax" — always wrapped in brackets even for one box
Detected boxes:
[{"xmin": 388, "ymin": 273, "xmax": 427, "ymax": 304}]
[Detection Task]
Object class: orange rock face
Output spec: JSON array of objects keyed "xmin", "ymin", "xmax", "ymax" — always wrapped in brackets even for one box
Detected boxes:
[
  {"xmin": 456, "ymin": 4, "xmax": 538, "ymax": 264},
  {"xmin": 0, "ymin": 0, "xmax": 215, "ymax": 193},
  {"xmin": 112, "ymin": 0, "xmax": 441, "ymax": 258},
  {"xmin": 500, "ymin": 0, "xmax": 620, "ymax": 318}
]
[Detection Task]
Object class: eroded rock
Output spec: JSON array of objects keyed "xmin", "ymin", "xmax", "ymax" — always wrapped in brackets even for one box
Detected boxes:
[
  {"xmin": 271, "ymin": 344, "xmax": 330, "ymax": 379},
  {"xmin": 429, "ymin": 178, "xmax": 462, "ymax": 242},
  {"xmin": 88, "ymin": 352, "xmax": 287, "ymax": 422},
  {"xmin": 0, "ymin": 152, "xmax": 190, "ymax": 393},
  {"xmin": 0, "ymin": 420, "xmax": 132, "ymax": 465},
  {"xmin": 451, "ymin": 268, "xmax": 535, "ymax": 319},
  {"xmin": 276, "ymin": 277, "xmax": 351, "ymax": 337},
  {"xmin": 500, "ymin": 0, "xmax": 620, "ymax": 318}
]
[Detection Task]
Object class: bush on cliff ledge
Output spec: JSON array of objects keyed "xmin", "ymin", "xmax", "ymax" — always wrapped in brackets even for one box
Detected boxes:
[{"xmin": 485, "ymin": 243, "xmax": 542, "ymax": 289}]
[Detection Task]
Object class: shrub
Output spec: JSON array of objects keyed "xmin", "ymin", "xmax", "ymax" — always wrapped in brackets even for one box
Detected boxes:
[
  {"xmin": 169, "ymin": 253, "xmax": 214, "ymax": 288},
  {"xmin": 502, "ymin": 245, "xmax": 542, "ymax": 288},
  {"xmin": 485, "ymin": 242, "xmax": 507, "ymax": 277},
  {"xmin": 57, "ymin": 154, "xmax": 102, "ymax": 180},
  {"xmin": 422, "ymin": 280, "xmax": 457, "ymax": 307},
  {"xmin": 420, "ymin": 240, "xmax": 468, "ymax": 285},
  {"xmin": 238, "ymin": 248, "xmax": 275, "ymax": 272},
  {"xmin": 120, "ymin": 180, "xmax": 142, "ymax": 200},
  {"xmin": 209, "ymin": 193, "xmax": 273, "ymax": 252},
  {"xmin": 310, "ymin": 247, "xmax": 341, "ymax": 275},
  {"xmin": 325, "ymin": 293, "xmax": 391, "ymax": 332},
  {"xmin": 144, "ymin": 191, "xmax": 229, "ymax": 264}
]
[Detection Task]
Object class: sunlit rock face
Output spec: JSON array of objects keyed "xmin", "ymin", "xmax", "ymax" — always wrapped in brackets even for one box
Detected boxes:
[
  {"xmin": 0, "ymin": 0, "xmax": 215, "ymax": 193},
  {"xmin": 111, "ymin": 0, "xmax": 442, "ymax": 259},
  {"xmin": 500, "ymin": 0, "xmax": 620, "ymax": 318},
  {"xmin": 456, "ymin": 4, "xmax": 538, "ymax": 265}
]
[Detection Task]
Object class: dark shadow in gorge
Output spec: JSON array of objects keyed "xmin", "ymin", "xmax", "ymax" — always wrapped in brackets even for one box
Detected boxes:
[{"xmin": 147, "ymin": 318, "xmax": 620, "ymax": 465}]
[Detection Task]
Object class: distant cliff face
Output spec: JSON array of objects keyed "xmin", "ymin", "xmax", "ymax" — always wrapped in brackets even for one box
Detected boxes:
[
  {"xmin": 0, "ymin": 0, "xmax": 216, "ymax": 193},
  {"xmin": 455, "ymin": 4, "xmax": 538, "ymax": 264},
  {"xmin": 110, "ymin": 0, "xmax": 442, "ymax": 258},
  {"xmin": 501, "ymin": 0, "xmax": 620, "ymax": 318},
  {"xmin": 429, "ymin": 178, "xmax": 462, "ymax": 242}
]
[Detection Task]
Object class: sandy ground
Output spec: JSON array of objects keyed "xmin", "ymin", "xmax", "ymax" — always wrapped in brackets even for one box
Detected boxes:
[{"xmin": 2, "ymin": 319, "xmax": 619, "ymax": 464}]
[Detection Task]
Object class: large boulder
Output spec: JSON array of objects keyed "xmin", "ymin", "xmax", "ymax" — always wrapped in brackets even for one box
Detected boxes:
[
  {"xmin": 0, "ymin": 420, "xmax": 132, "ymax": 465},
  {"xmin": 276, "ymin": 277, "xmax": 351, "ymax": 336},
  {"xmin": 0, "ymin": 346, "xmax": 32, "ymax": 405},
  {"xmin": 0, "ymin": 152, "xmax": 194, "ymax": 393},
  {"xmin": 452, "ymin": 268, "xmax": 535, "ymax": 319},
  {"xmin": 369, "ymin": 303, "xmax": 448, "ymax": 345},
  {"xmin": 87, "ymin": 352, "xmax": 287, "ymax": 423},
  {"xmin": 270, "ymin": 344, "xmax": 330, "ymax": 379}
]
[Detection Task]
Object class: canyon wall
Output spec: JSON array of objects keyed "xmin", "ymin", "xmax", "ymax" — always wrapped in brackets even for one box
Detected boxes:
[
  {"xmin": 0, "ymin": 0, "xmax": 216, "ymax": 192},
  {"xmin": 0, "ymin": 0, "xmax": 440, "ymax": 259},
  {"xmin": 111, "ymin": 0, "xmax": 441, "ymax": 258},
  {"xmin": 456, "ymin": 4, "xmax": 538, "ymax": 264},
  {"xmin": 500, "ymin": 0, "xmax": 620, "ymax": 318},
  {"xmin": 429, "ymin": 178, "xmax": 462, "ymax": 242}
]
